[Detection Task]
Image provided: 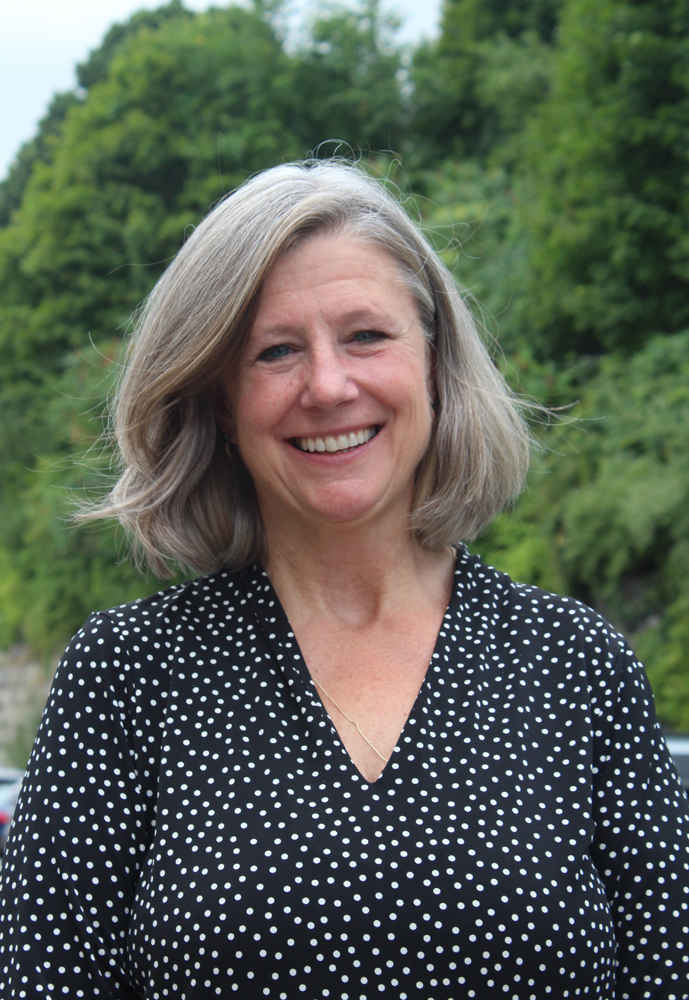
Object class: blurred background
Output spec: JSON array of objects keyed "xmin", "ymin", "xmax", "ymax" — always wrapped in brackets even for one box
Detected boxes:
[{"xmin": 0, "ymin": 0, "xmax": 688, "ymax": 780}]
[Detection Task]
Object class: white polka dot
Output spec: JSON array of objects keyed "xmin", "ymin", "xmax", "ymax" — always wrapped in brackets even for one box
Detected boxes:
[{"xmin": 0, "ymin": 549, "xmax": 687, "ymax": 997}]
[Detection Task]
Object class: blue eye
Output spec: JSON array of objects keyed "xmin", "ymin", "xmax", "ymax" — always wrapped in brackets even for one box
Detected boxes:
[
  {"xmin": 258, "ymin": 343, "xmax": 293, "ymax": 361},
  {"xmin": 352, "ymin": 330, "xmax": 385, "ymax": 343}
]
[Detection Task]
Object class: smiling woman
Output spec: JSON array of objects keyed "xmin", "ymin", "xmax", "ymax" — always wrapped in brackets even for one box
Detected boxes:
[
  {"xmin": 0, "ymin": 159, "xmax": 687, "ymax": 999},
  {"xmin": 83, "ymin": 158, "xmax": 530, "ymax": 577},
  {"xmin": 214, "ymin": 234, "xmax": 436, "ymax": 541}
]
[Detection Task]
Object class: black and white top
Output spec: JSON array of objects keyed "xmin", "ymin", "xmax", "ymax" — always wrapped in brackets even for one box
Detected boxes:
[{"xmin": 1, "ymin": 549, "xmax": 688, "ymax": 999}]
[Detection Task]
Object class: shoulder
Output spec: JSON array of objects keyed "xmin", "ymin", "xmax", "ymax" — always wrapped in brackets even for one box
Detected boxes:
[
  {"xmin": 455, "ymin": 546, "xmax": 638, "ymax": 673},
  {"xmin": 454, "ymin": 549, "xmax": 662, "ymax": 750},
  {"xmin": 54, "ymin": 568, "xmax": 251, "ymax": 691},
  {"xmin": 72, "ymin": 565, "xmax": 262, "ymax": 649},
  {"xmin": 90, "ymin": 567, "xmax": 248, "ymax": 631}
]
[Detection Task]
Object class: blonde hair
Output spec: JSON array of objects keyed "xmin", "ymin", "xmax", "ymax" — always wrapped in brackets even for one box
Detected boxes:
[{"xmin": 80, "ymin": 159, "xmax": 532, "ymax": 576}]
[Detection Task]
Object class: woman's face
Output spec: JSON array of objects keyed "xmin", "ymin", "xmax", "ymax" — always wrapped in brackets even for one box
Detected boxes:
[{"xmin": 214, "ymin": 232, "xmax": 435, "ymax": 538}]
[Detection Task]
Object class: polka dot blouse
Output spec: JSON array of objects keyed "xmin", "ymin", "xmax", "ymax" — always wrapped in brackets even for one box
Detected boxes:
[{"xmin": 1, "ymin": 549, "xmax": 688, "ymax": 998}]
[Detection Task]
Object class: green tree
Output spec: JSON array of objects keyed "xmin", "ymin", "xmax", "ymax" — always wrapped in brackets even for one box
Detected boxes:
[
  {"xmin": 0, "ymin": 1, "xmax": 193, "ymax": 228},
  {"xmin": 0, "ymin": 4, "xmax": 304, "ymax": 652},
  {"xmin": 1, "ymin": 0, "xmax": 687, "ymax": 734},
  {"xmin": 0, "ymin": 1, "xmax": 302, "ymax": 484},
  {"xmin": 408, "ymin": 0, "xmax": 561, "ymax": 167},
  {"xmin": 0, "ymin": 0, "xmax": 409, "ymax": 655},
  {"xmin": 476, "ymin": 331, "xmax": 689, "ymax": 728},
  {"xmin": 75, "ymin": 0, "xmax": 193, "ymax": 90},
  {"xmin": 522, "ymin": 0, "xmax": 689, "ymax": 357},
  {"xmin": 292, "ymin": 0, "xmax": 405, "ymax": 155},
  {"xmin": 417, "ymin": 160, "xmax": 530, "ymax": 353},
  {"xmin": 0, "ymin": 93, "xmax": 80, "ymax": 228}
]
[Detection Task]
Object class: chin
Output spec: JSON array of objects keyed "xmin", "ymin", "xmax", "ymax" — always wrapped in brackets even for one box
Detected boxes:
[{"xmin": 298, "ymin": 485, "xmax": 410, "ymax": 528}]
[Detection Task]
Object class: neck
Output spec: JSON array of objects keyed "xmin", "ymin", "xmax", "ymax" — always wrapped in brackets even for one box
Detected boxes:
[{"xmin": 261, "ymin": 510, "xmax": 453, "ymax": 629}]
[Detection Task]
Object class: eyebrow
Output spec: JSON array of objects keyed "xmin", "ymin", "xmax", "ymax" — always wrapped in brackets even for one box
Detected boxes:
[{"xmin": 250, "ymin": 306, "xmax": 404, "ymax": 340}]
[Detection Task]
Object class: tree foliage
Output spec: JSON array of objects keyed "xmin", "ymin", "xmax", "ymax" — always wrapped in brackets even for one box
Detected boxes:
[
  {"xmin": 0, "ymin": 0, "xmax": 688, "ymax": 731},
  {"xmin": 0, "ymin": 1, "xmax": 194, "ymax": 228},
  {"xmin": 408, "ymin": 0, "xmax": 560, "ymax": 167},
  {"xmin": 0, "ymin": 0, "xmax": 406, "ymax": 656},
  {"xmin": 292, "ymin": 0, "xmax": 405, "ymax": 154},
  {"xmin": 475, "ymin": 331, "xmax": 689, "ymax": 727},
  {"xmin": 521, "ymin": 0, "xmax": 689, "ymax": 356}
]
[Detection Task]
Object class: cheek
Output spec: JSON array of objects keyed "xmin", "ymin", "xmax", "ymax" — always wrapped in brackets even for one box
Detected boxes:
[
  {"xmin": 405, "ymin": 356, "xmax": 435, "ymax": 412},
  {"xmin": 400, "ymin": 335, "xmax": 434, "ymax": 401},
  {"xmin": 233, "ymin": 379, "xmax": 297, "ymax": 439}
]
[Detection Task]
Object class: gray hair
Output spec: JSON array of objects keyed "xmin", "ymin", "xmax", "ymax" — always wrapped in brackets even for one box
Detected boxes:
[{"xmin": 80, "ymin": 159, "xmax": 532, "ymax": 576}]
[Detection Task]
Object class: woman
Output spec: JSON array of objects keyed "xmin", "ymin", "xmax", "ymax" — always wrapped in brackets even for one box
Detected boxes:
[{"xmin": 1, "ymin": 160, "xmax": 687, "ymax": 999}]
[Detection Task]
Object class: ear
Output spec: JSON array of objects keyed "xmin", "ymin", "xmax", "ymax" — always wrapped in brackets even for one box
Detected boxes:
[{"xmin": 210, "ymin": 384, "xmax": 236, "ymax": 443}]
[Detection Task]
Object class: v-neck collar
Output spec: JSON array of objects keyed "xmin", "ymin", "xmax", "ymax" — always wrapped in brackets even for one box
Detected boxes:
[{"xmin": 239, "ymin": 554, "xmax": 463, "ymax": 786}]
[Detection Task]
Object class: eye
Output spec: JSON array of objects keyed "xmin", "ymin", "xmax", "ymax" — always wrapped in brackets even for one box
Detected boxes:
[
  {"xmin": 350, "ymin": 329, "xmax": 386, "ymax": 344},
  {"xmin": 257, "ymin": 343, "xmax": 294, "ymax": 361}
]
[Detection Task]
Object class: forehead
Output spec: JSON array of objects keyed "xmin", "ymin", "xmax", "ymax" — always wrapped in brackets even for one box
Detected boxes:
[{"xmin": 252, "ymin": 233, "xmax": 416, "ymax": 329}]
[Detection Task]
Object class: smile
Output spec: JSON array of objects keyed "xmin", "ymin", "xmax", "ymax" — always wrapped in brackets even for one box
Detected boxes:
[{"xmin": 293, "ymin": 426, "xmax": 379, "ymax": 454}]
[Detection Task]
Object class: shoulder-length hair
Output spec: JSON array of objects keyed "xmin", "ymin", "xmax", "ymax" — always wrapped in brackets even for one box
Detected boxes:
[{"xmin": 80, "ymin": 159, "xmax": 532, "ymax": 576}]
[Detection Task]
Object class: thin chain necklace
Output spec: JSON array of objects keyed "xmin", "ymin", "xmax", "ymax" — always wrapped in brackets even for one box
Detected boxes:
[{"xmin": 313, "ymin": 678, "xmax": 390, "ymax": 763}]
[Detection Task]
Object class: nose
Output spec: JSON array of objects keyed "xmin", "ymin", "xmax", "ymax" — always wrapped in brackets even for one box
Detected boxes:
[{"xmin": 300, "ymin": 342, "xmax": 359, "ymax": 410}]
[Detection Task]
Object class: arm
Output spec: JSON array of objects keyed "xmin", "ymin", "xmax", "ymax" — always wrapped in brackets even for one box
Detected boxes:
[
  {"xmin": 589, "ymin": 638, "xmax": 689, "ymax": 999},
  {"xmin": 0, "ymin": 611, "xmax": 168, "ymax": 998}
]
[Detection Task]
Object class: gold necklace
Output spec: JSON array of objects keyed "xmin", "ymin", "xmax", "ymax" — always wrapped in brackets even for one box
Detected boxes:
[{"xmin": 313, "ymin": 678, "xmax": 390, "ymax": 763}]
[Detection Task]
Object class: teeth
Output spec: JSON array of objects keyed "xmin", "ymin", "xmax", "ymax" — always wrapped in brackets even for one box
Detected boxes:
[{"xmin": 297, "ymin": 427, "xmax": 376, "ymax": 454}]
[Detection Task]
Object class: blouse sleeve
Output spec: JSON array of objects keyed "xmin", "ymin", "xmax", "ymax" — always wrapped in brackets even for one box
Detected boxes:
[
  {"xmin": 588, "ymin": 634, "xmax": 689, "ymax": 998},
  {"xmin": 0, "ymin": 611, "xmax": 168, "ymax": 999}
]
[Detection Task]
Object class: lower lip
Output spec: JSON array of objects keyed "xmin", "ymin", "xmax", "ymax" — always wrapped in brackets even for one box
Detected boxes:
[{"xmin": 289, "ymin": 430, "xmax": 380, "ymax": 462}]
